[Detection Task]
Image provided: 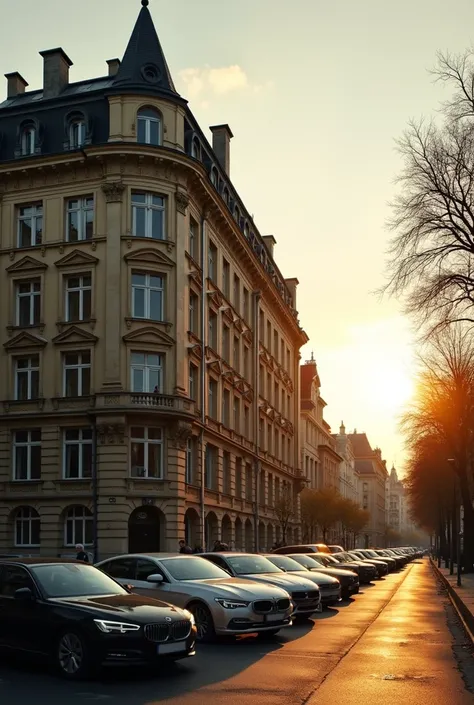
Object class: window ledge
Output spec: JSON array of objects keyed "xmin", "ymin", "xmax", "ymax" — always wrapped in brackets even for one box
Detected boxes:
[
  {"xmin": 56, "ymin": 319, "xmax": 97, "ymax": 332},
  {"xmin": 6, "ymin": 323, "xmax": 45, "ymax": 336},
  {"xmin": 8, "ymin": 480, "xmax": 43, "ymax": 486},
  {"xmin": 122, "ymin": 234, "xmax": 175, "ymax": 253},
  {"xmin": 53, "ymin": 479, "xmax": 93, "ymax": 491},
  {"xmin": 125, "ymin": 317, "xmax": 172, "ymax": 332},
  {"xmin": 3, "ymin": 398, "xmax": 45, "ymax": 414},
  {"xmin": 51, "ymin": 396, "xmax": 95, "ymax": 411}
]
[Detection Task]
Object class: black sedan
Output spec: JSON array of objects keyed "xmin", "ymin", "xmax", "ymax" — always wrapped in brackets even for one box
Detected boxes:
[
  {"xmin": 268, "ymin": 554, "xmax": 360, "ymax": 600},
  {"xmin": 0, "ymin": 558, "xmax": 196, "ymax": 679}
]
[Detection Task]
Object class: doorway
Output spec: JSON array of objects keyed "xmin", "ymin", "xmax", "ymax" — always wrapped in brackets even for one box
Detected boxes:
[{"xmin": 128, "ymin": 506, "xmax": 164, "ymax": 553}]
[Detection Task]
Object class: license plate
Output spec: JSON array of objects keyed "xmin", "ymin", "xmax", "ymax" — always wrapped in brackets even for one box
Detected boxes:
[
  {"xmin": 157, "ymin": 642, "xmax": 186, "ymax": 655},
  {"xmin": 264, "ymin": 613, "xmax": 282, "ymax": 622}
]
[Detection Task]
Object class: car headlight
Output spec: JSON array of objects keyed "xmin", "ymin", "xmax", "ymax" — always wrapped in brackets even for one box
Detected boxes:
[
  {"xmin": 94, "ymin": 619, "xmax": 141, "ymax": 634},
  {"xmin": 183, "ymin": 609, "xmax": 195, "ymax": 625},
  {"xmin": 215, "ymin": 598, "xmax": 250, "ymax": 609}
]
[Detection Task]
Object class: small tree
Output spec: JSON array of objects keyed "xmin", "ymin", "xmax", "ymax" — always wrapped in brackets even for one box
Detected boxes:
[
  {"xmin": 274, "ymin": 485, "xmax": 294, "ymax": 544},
  {"xmin": 300, "ymin": 487, "xmax": 342, "ymax": 543}
]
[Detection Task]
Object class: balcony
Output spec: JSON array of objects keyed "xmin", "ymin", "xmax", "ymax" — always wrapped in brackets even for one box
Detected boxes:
[{"xmin": 94, "ymin": 392, "xmax": 196, "ymax": 418}]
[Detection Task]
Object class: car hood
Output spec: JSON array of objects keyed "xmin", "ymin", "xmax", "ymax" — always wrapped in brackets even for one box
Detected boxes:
[
  {"xmin": 238, "ymin": 572, "xmax": 325, "ymax": 590},
  {"xmin": 49, "ymin": 593, "xmax": 188, "ymax": 622},
  {"xmin": 307, "ymin": 567, "xmax": 357, "ymax": 580},
  {"xmin": 337, "ymin": 560, "xmax": 373, "ymax": 569},
  {"xmin": 186, "ymin": 576, "xmax": 290, "ymax": 599}
]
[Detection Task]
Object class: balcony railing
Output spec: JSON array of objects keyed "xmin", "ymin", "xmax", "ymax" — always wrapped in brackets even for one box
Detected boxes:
[{"xmin": 95, "ymin": 392, "xmax": 196, "ymax": 416}]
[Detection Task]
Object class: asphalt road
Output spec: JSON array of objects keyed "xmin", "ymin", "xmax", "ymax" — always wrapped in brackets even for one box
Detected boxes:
[{"xmin": 1, "ymin": 559, "xmax": 473, "ymax": 705}]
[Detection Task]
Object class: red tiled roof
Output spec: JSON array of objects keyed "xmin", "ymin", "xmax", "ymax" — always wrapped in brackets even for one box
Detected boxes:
[
  {"xmin": 300, "ymin": 362, "xmax": 317, "ymax": 400},
  {"xmin": 347, "ymin": 433, "xmax": 373, "ymax": 457}
]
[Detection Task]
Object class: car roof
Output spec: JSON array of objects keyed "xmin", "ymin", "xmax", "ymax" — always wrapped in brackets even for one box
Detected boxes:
[
  {"xmin": 200, "ymin": 552, "xmax": 254, "ymax": 557},
  {"xmin": 97, "ymin": 553, "xmax": 186, "ymax": 561},
  {"xmin": 0, "ymin": 558, "xmax": 82, "ymax": 566}
]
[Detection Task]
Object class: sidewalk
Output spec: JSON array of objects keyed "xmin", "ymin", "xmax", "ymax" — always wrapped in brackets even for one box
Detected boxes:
[{"xmin": 431, "ymin": 559, "xmax": 474, "ymax": 641}]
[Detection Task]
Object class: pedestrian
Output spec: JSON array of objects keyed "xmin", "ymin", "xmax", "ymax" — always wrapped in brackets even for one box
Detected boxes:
[
  {"xmin": 193, "ymin": 545, "xmax": 203, "ymax": 554},
  {"xmin": 75, "ymin": 544, "xmax": 89, "ymax": 563},
  {"xmin": 179, "ymin": 539, "xmax": 192, "ymax": 554}
]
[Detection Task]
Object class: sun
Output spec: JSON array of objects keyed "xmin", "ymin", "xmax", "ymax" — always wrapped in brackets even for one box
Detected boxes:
[{"xmin": 367, "ymin": 358, "xmax": 414, "ymax": 414}]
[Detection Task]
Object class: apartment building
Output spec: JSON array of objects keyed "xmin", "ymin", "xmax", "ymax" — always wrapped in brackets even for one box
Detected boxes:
[{"xmin": 0, "ymin": 1, "xmax": 308, "ymax": 558}]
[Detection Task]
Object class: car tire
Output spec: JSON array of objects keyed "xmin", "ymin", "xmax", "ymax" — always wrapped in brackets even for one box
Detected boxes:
[
  {"xmin": 55, "ymin": 630, "xmax": 95, "ymax": 680},
  {"xmin": 188, "ymin": 602, "xmax": 216, "ymax": 643}
]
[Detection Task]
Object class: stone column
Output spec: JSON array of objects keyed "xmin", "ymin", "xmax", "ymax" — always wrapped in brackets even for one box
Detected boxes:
[
  {"xmin": 101, "ymin": 181, "xmax": 125, "ymax": 390},
  {"xmin": 166, "ymin": 421, "xmax": 193, "ymax": 550},
  {"xmin": 173, "ymin": 190, "xmax": 190, "ymax": 397}
]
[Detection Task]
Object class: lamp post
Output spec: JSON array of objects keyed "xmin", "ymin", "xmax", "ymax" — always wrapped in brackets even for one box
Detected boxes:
[{"xmin": 447, "ymin": 459, "xmax": 461, "ymax": 586}]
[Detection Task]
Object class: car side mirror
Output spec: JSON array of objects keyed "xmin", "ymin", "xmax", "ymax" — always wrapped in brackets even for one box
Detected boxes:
[
  {"xmin": 147, "ymin": 574, "xmax": 164, "ymax": 584},
  {"xmin": 14, "ymin": 587, "xmax": 35, "ymax": 602}
]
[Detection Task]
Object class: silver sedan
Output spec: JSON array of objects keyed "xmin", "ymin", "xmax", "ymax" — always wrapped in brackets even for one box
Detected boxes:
[{"xmin": 96, "ymin": 553, "xmax": 293, "ymax": 642}]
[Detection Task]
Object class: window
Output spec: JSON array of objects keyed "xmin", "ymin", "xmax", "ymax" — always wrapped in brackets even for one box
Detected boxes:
[
  {"xmin": 205, "ymin": 444, "xmax": 217, "ymax": 489},
  {"xmin": 222, "ymin": 388, "xmax": 230, "ymax": 426},
  {"xmin": 208, "ymin": 311, "xmax": 217, "ymax": 349},
  {"xmin": 244, "ymin": 405, "xmax": 250, "ymax": 437},
  {"xmin": 208, "ymin": 241, "xmax": 217, "ymax": 281},
  {"xmin": 189, "ymin": 362, "xmax": 198, "ymax": 400},
  {"xmin": 222, "ymin": 326, "xmax": 230, "ymax": 361},
  {"xmin": 136, "ymin": 559, "xmax": 162, "ymax": 581},
  {"xmin": 131, "ymin": 352, "xmax": 163, "ymax": 393},
  {"xmin": 210, "ymin": 168, "xmax": 218, "ymax": 187},
  {"xmin": 222, "ymin": 451, "xmax": 231, "ymax": 494},
  {"xmin": 15, "ymin": 355, "xmax": 39, "ymax": 400},
  {"xmin": 66, "ymin": 197, "xmax": 94, "ymax": 242},
  {"xmin": 69, "ymin": 119, "xmax": 86, "ymax": 148},
  {"xmin": 268, "ymin": 473, "xmax": 273, "ymax": 505},
  {"xmin": 64, "ymin": 505, "xmax": 93, "ymax": 546},
  {"xmin": 233, "ymin": 337, "xmax": 240, "ymax": 372},
  {"xmin": 245, "ymin": 464, "xmax": 253, "ymax": 501},
  {"xmin": 132, "ymin": 192, "xmax": 165, "ymax": 240},
  {"xmin": 65, "ymin": 274, "xmax": 91, "ymax": 321},
  {"xmin": 259, "ymin": 471, "xmax": 266, "ymax": 505},
  {"xmin": 132, "ymin": 273, "xmax": 164, "ymax": 321},
  {"xmin": 13, "ymin": 430, "xmax": 41, "ymax": 481},
  {"xmin": 191, "ymin": 138, "xmax": 200, "ymax": 159},
  {"xmin": 274, "ymin": 331, "xmax": 279, "ymax": 359},
  {"xmin": 243, "ymin": 346, "xmax": 249, "ymax": 381},
  {"xmin": 267, "ymin": 321, "xmax": 272, "ymax": 349},
  {"xmin": 101, "ymin": 557, "xmax": 136, "ymax": 580},
  {"xmin": 20, "ymin": 122, "xmax": 36, "ymax": 156},
  {"xmin": 189, "ymin": 218, "xmax": 198, "ymax": 259},
  {"xmin": 267, "ymin": 423, "xmax": 272, "ymax": 454},
  {"xmin": 63, "ymin": 351, "xmax": 91, "ymax": 397},
  {"xmin": 222, "ymin": 259, "xmax": 230, "ymax": 297},
  {"xmin": 131, "ymin": 427, "xmax": 163, "ymax": 479},
  {"xmin": 17, "ymin": 204, "xmax": 42, "ymax": 247},
  {"xmin": 233, "ymin": 396, "xmax": 240, "ymax": 433},
  {"xmin": 14, "ymin": 507, "xmax": 40, "ymax": 547},
  {"xmin": 185, "ymin": 436, "xmax": 197, "ymax": 485},
  {"xmin": 137, "ymin": 108, "xmax": 161, "ymax": 145},
  {"xmin": 0, "ymin": 565, "xmax": 35, "ymax": 597},
  {"xmin": 235, "ymin": 457, "xmax": 242, "ymax": 497},
  {"xmin": 63, "ymin": 428, "xmax": 92, "ymax": 479},
  {"xmin": 233, "ymin": 275, "xmax": 240, "ymax": 311},
  {"xmin": 208, "ymin": 378, "xmax": 218, "ymax": 419},
  {"xmin": 189, "ymin": 292, "xmax": 198, "ymax": 334},
  {"xmin": 243, "ymin": 288, "xmax": 249, "ymax": 322},
  {"xmin": 259, "ymin": 311, "xmax": 264, "ymax": 341}
]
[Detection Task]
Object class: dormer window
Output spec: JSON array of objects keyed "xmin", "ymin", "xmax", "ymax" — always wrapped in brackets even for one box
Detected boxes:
[
  {"xmin": 244, "ymin": 222, "xmax": 250, "ymax": 239},
  {"xmin": 137, "ymin": 107, "xmax": 161, "ymax": 146},
  {"xmin": 20, "ymin": 123, "xmax": 36, "ymax": 156},
  {"xmin": 191, "ymin": 137, "xmax": 201, "ymax": 159},
  {"xmin": 210, "ymin": 168, "xmax": 218, "ymax": 187},
  {"xmin": 234, "ymin": 206, "xmax": 240, "ymax": 223},
  {"xmin": 70, "ymin": 119, "xmax": 86, "ymax": 148},
  {"xmin": 222, "ymin": 187, "xmax": 230, "ymax": 205}
]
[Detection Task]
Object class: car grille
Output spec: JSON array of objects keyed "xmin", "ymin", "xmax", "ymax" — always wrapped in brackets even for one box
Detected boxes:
[
  {"xmin": 253, "ymin": 600, "xmax": 274, "ymax": 614},
  {"xmin": 144, "ymin": 620, "xmax": 191, "ymax": 643},
  {"xmin": 292, "ymin": 590, "xmax": 320, "ymax": 601},
  {"xmin": 276, "ymin": 598, "xmax": 291, "ymax": 611},
  {"xmin": 319, "ymin": 584, "xmax": 336, "ymax": 593}
]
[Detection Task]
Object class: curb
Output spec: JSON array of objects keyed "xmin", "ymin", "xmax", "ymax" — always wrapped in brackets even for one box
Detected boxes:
[{"xmin": 430, "ymin": 558, "xmax": 474, "ymax": 644}]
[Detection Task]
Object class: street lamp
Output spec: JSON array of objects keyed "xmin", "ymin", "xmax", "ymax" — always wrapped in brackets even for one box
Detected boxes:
[{"xmin": 447, "ymin": 458, "xmax": 462, "ymax": 587}]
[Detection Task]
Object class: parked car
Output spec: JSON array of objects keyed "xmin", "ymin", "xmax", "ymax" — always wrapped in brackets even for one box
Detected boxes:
[
  {"xmin": 381, "ymin": 549, "xmax": 408, "ymax": 568},
  {"xmin": 265, "ymin": 554, "xmax": 358, "ymax": 601},
  {"xmin": 280, "ymin": 548, "xmax": 376, "ymax": 585},
  {"xmin": 272, "ymin": 543, "xmax": 331, "ymax": 555},
  {"xmin": 327, "ymin": 545, "xmax": 345, "ymax": 554},
  {"xmin": 200, "ymin": 553, "xmax": 326, "ymax": 615},
  {"xmin": 357, "ymin": 549, "xmax": 397, "ymax": 571},
  {"xmin": 96, "ymin": 553, "xmax": 293, "ymax": 641},
  {"xmin": 346, "ymin": 550, "xmax": 389, "ymax": 577},
  {"xmin": 0, "ymin": 558, "xmax": 196, "ymax": 679},
  {"xmin": 330, "ymin": 552, "xmax": 378, "ymax": 582}
]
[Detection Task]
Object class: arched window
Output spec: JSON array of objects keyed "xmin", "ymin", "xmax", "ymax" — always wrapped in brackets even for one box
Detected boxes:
[
  {"xmin": 14, "ymin": 506, "xmax": 40, "ymax": 547},
  {"xmin": 222, "ymin": 187, "xmax": 230, "ymax": 206},
  {"xmin": 234, "ymin": 206, "xmax": 240, "ymax": 223},
  {"xmin": 191, "ymin": 137, "xmax": 201, "ymax": 159},
  {"xmin": 137, "ymin": 107, "xmax": 161, "ymax": 146},
  {"xmin": 20, "ymin": 121, "xmax": 36, "ymax": 156},
  {"xmin": 244, "ymin": 222, "xmax": 250, "ymax": 239},
  {"xmin": 210, "ymin": 168, "xmax": 218, "ymax": 187},
  {"xmin": 69, "ymin": 117, "xmax": 86, "ymax": 148},
  {"xmin": 64, "ymin": 505, "xmax": 93, "ymax": 547}
]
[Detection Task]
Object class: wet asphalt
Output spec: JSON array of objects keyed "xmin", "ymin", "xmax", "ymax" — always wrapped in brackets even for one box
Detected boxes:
[{"xmin": 0, "ymin": 559, "xmax": 473, "ymax": 705}]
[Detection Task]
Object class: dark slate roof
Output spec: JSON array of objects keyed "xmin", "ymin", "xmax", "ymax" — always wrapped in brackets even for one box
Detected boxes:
[
  {"xmin": 0, "ymin": 77, "xmax": 114, "ymax": 111},
  {"xmin": 112, "ymin": 1, "xmax": 180, "ymax": 99}
]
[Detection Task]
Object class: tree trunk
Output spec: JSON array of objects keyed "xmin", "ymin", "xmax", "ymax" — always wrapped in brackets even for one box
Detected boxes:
[{"xmin": 458, "ymin": 473, "xmax": 474, "ymax": 572}]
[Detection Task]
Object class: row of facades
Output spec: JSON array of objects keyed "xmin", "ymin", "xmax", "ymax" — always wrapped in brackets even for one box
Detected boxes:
[{"xmin": 0, "ymin": 1, "xmax": 412, "ymax": 558}]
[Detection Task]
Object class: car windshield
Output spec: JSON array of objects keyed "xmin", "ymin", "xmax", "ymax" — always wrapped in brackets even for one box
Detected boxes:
[
  {"xmin": 290, "ymin": 554, "xmax": 324, "ymax": 569},
  {"xmin": 32, "ymin": 563, "xmax": 127, "ymax": 598},
  {"xmin": 162, "ymin": 557, "xmax": 230, "ymax": 581},
  {"xmin": 317, "ymin": 554, "xmax": 338, "ymax": 565},
  {"xmin": 266, "ymin": 555, "xmax": 305, "ymax": 572},
  {"xmin": 227, "ymin": 555, "xmax": 282, "ymax": 575},
  {"xmin": 366, "ymin": 550, "xmax": 379, "ymax": 557}
]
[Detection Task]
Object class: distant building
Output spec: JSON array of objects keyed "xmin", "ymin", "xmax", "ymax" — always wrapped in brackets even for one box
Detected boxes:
[
  {"xmin": 348, "ymin": 432, "xmax": 388, "ymax": 547},
  {"xmin": 387, "ymin": 465, "xmax": 404, "ymax": 539},
  {"xmin": 333, "ymin": 423, "xmax": 358, "ymax": 504}
]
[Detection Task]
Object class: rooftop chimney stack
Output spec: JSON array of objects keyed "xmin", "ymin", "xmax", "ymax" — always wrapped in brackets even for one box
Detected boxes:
[
  {"xmin": 39, "ymin": 48, "xmax": 73, "ymax": 99},
  {"xmin": 262, "ymin": 235, "xmax": 276, "ymax": 257},
  {"xmin": 284, "ymin": 277, "xmax": 299, "ymax": 308},
  {"xmin": 210, "ymin": 124, "xmax": 233, "ymax": 175},
  {"xmin": 107, "ymin": 58, "xmax": 121, "ymax": 77},
  {"xmin": 4, "ymin": 72, "xmax": 28, "ymax": 98}
]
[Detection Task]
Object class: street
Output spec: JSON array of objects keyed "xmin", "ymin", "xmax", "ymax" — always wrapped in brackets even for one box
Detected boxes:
[{"xmin": 0, "ymin": 559, "xmax": 473, "ymax": 705}]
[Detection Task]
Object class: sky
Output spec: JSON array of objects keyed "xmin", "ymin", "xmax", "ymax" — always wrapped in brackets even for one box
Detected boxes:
[{"xmin": 2, "ymin": 0, "xmax": 474, "ymax": 472}]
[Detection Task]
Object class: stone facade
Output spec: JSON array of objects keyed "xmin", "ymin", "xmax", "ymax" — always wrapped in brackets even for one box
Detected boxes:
[
  {"xmin": 0, "ymin": 3, "xmax": 307, "ymax": 559},
  {"xmin": 333, "ymin": 423, "xmax": 359, "ymax": 504}
]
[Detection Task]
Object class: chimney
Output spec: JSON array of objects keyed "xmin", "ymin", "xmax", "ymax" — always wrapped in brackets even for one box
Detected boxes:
[
  {"xmin": 4, "ymin": 72, "xmax": 28, "ymax": 98},
  {"xmin": 284, "ymin": 277, "xmax": 299, "ymax": 308},
  {"xmin": 263, "ymin": 235, "xmax": 276, "ymax": 257},
  {"xmin": 39, "ymin": 48, "xmax": 73, "ymax": 98},
  {"xmin": 107, "ymin": 58, "xmax": 121, "ymax": 77},
  {"xmin": 210, "ymin": 124, "xmax": 233, "ymax": 175}
]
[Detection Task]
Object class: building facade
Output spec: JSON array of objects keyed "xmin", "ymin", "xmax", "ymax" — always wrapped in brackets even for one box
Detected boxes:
[
  {"xmin": 348, "ymin": 432, "xmax": 387, "ymax": 547},
  {"xmin": 0, "ymin": 1, "xmax": 307, "ymax": 558},
  {"xmin": 333, "ymin": 423, "xmax": 358, "ymax": 504}
]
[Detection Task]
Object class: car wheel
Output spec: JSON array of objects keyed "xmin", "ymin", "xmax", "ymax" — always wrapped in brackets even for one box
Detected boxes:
[
  {"xmin": 188, "ymin": 602, "xmax": 216, "ymax": 643},
  {"xmin": 56, "ymin": 631, "xmax": 93, "ymax": 680}
]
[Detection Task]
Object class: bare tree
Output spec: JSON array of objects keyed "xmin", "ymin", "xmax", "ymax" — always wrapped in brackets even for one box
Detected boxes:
[
  {"xmin": 383, "ymin": 50, "xmax": 474, "ymax": 337},
  {"xmin": 274, "ymin": 485, "xmax": 294, "ymax": 545}
]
